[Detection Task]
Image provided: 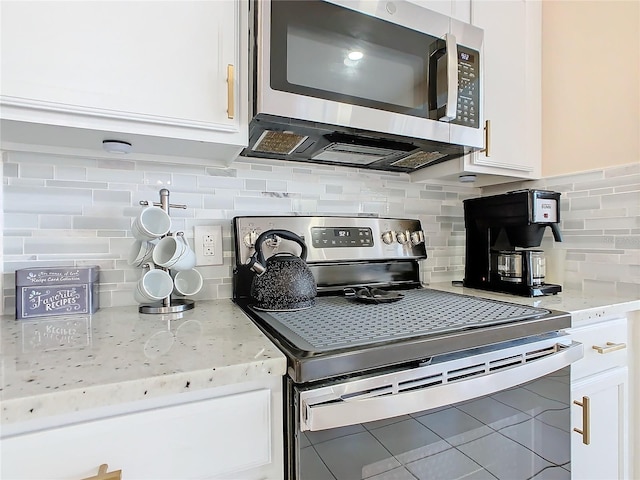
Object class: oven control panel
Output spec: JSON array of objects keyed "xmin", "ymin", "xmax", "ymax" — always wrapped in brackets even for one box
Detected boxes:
[
  {"xmin": 233, "ymin": 216, "xmax": 427, "ymax": 265},
  {"xmin": 311, "ymin": 227, "xmax": 373, "ymax": 248}
]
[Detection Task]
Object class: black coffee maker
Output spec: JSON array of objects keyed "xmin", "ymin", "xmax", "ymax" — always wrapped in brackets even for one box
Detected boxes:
[{"xmin": 463, "ymin": 189, "xmax": 563, "ymax": 297}]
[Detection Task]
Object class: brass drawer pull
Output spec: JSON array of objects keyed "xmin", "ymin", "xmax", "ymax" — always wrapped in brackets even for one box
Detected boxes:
[
  {"xmin": 592, "ymin": 342, "xmax": 626, "ymax": 354},
  {"xmin": 573, "ymin": 396, "xmax": 591, "ymax": 445},
  {"xmin": 82, "ymin": 464, "xmax": 122, "ymax": 480},
  {"xmin": 227, "ymin": 64, "xmax": 235, "ymax": 119}
]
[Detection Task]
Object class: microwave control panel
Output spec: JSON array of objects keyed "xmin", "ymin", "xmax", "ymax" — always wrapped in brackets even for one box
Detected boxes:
[{"xmin": 455, "ymin": 46, "xmax": 480, "ymax": 129}]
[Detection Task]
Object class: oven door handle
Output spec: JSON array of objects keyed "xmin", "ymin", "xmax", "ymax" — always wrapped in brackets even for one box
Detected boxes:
[{"xmin": 300, "ymin": 341, "xmax": 583, "ymax": 432}]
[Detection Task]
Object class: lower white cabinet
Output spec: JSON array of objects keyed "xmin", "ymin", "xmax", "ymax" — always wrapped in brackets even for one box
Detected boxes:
[
  {"xmin": 1, "ymin": 379, "xmax": 283, "ymax": 480},
  {"xmin": 568, "ymin": 317, "xmax": 630, "ymax": 480},
  {"xmin": 571, "ymin": 367, "xmax": 629, "ymax": 480}
]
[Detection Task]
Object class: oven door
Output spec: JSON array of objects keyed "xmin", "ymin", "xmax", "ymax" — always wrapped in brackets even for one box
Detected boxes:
[
  {"xmin": 288, "ymin": 334, "xmax": 583, "ymax": 480},
  {"xmin": 256, "ymin": 0, "xmax": 483, "ymax": 146}
]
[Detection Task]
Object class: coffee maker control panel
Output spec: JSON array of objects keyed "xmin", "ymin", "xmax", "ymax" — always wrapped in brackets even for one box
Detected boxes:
[{"xmin": 533, "ymin": 197, "xmax": 558, "ymax": 223}]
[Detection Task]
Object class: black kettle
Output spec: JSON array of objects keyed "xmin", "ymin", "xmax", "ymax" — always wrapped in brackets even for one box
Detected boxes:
[{"xmin": 245, "ymin": 229, "xmax": 317, "ymax": 311}]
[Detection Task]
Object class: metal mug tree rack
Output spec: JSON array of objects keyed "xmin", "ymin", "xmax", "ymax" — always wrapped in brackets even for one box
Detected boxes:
[{"xmin": 136, "ymin": 188, "xmax": 195, "ymax": 314}]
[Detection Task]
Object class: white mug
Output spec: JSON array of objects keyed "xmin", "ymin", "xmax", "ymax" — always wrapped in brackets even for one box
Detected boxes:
[
  {"xmin": 131, "ymin": 206, "xmax": 171, "ymax": 241},
  {"xmin": 134, "ymin": 268, "xmax": 174, "ymax": 304},
  {"xmin": 127, "ymin": 239, "xmax": 157, "ymax": 267},
  {"xmin": 172, "ymin": 268, "xmax": 203, "ymax": 297},
  {"xmin": 152, "ymin": 234, "xmax": 196, "ymax": 271}
]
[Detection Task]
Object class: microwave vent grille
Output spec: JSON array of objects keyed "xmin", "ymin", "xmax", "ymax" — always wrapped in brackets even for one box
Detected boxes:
[
  {"xmin": 253, "ymin": 130, "xmax": 308, "ymax": 155},
  {"xmin": 392, "ymin": 151, "xmax": 447, "ymax": 169}
]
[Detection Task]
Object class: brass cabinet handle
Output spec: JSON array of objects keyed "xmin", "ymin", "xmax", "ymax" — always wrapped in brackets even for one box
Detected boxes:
[
  {"xmin": 592, "ymin": 342, "xmax": 626, "ymax": 354},
  {"xmin": 573, "ymin": 396, "xmax": 591, "ymax": 445},
  {"xmin": 484, "ymin": 119, "xmax": 491, "ymax": 157},
  {"xmin": 82, "ymin": 464, "xmax": 122, "ymax": 480},
  {"xmin": 227, "ymin": 64, "xmax": 235, "ymax": 119}
]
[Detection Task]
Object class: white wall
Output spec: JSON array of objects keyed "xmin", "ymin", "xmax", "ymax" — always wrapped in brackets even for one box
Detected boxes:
[{"xmin": 542, "ymin": 1, "xmax": 640, "ymax": 177}]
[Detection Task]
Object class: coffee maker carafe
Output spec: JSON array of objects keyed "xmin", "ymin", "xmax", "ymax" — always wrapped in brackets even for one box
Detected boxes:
[{"xmin": 463, "ymin": 189, "xmax": 563, "ymax": 297}]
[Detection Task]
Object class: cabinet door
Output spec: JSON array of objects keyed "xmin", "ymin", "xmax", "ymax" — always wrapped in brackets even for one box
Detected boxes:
[
  {"xmin": 0, "ymin": 1, "xmax": 247, "ymax": 160},
  {"xmin": 571, "ymin": 367, "xmax": 629, "ymax": 480},
  {"xmin": 2, "ymin": 1, "xmax": 237, "ymax": 129},
  {"xmin": 1, "ymin": 389, "xmax": 272, "ymax": 480},
  {"xmin": 407, "ymin": 0, "xmax": 471, "ymax": 22},
  {"xmin": 468, "ymin": 0, "xmax": 541, "ymax": 178}
]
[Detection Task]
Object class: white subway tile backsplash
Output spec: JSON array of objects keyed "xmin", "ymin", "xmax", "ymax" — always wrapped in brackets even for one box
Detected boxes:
[
  {"xmin": 20, "ymin": 163, "xmax": 55, "ymax": 179},
  {"xmin": 24, "ymin": 237, "xmax": 110, "ymax": 255},
  {"xmin": 198, "ymin": 175, "xmax": 244, "ymax": 190},
  {"xmin": 2, "ymin": 152, "xmax": 638, "ymax": 312},
  {"xmin": 615, "ymin": 235, "xmax": 640, "ymax": 250},
  {"xmin": 584, "ymin": 217, "xmax": 637, "ymax": 230},
  {"xmin": 605, "ymin": 163, "xmax": 640, "ymax": 178},
  {"xmin": 569, "ymin": 196, "xmax": 601, "ymax": 210},
  {"xmin": 245, "ymin": 179, "xmax": 267, "ymax": 191},
  {"xmin": 93, "ymin": 190, "xmax": 132, "ymax": 204},
  {"xmin": 39, "ymin": 215, "xmax": 73, "ymax": 230},
  {"xmin": 602, "ymin": 191, "xmax": 640, "ymax": 209},
  {"xmin": 5, "ymin": 213, "xmax": 39, "ymax": 229},
  {"xmin": 6, "ymin": 186, "xmax": 87, "ymax": 214}
]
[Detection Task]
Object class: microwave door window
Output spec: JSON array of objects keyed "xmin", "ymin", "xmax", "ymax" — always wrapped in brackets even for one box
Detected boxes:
[{"xmin": 270, "ymin": 0, "xmax": 441, "ymax": 118}]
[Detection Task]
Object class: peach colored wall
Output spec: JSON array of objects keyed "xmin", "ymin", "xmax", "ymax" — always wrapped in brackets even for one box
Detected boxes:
[{"xmin": 541, "ymin": 1, "xmax": 639, "ymax": 177}]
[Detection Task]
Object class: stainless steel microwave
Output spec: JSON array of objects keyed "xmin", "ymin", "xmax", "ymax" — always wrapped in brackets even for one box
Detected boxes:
[{"xmin": 241, "ymin": 0, "xmax": 485, "ymax": 173}]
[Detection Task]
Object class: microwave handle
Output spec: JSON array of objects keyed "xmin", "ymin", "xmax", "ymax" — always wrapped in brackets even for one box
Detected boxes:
[{"xmin": 440, "ymin": 33, "xmax": 458, "ymax": 121}]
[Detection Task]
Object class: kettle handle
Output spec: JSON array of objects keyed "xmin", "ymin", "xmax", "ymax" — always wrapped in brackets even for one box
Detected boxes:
[{"xmin": 246, "ymin": 229, "xmax": 308, "ymax": 274}]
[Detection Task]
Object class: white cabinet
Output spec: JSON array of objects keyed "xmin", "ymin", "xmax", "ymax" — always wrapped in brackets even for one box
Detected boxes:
[
  {"xmin": 571, "ymin": 368, "xmax": 629, "ymax": 480},
  {"xmin": 407, "ymin": 0, "xmax": 471, "ymax": 22},
  {"xmin": 415, "ymin": 0, "xmax": 542, "ymax": 186},
  {"xmin": 568, "ymin": 318, "xmax": 630, "ymax": 480},
  {"xmin": 0, "ymin": 1, "xmax": 248, "ymax": 166},
  {"xmin": 1, "ymin": 379, "xmax": 283, "ymax": 480}
]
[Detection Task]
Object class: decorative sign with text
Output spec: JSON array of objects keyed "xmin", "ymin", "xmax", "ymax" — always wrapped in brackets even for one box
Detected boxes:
[{"xmin": 15, "ymin": 266, "xmax": 100, "ymax": 319}]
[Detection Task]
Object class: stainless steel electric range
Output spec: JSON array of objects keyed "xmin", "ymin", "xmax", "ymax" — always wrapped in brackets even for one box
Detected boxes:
[{"xmin": 232, "ymin": 216, "xmax": 583, "ymax": 480}]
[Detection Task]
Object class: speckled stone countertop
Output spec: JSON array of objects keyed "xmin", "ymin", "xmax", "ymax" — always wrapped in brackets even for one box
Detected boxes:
[
  {"xmin": 0, "ymin": 300, "xmax": 286, "ymax": 426},
  {"xmin": 3, "ymin": 287, "xmax": 637, "ymax": 429},
  {"xmin": 427, "ymin": 282, "xmax": 640, "ymax": 325}
]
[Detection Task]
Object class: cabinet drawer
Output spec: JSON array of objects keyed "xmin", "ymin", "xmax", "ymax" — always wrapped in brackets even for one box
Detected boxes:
[
  {"xmin": 1, "ymin": 389, "xmax": 271, "ymax": 479},
  {"xmin": 568, "ymin": 318, "xmax": 628, "ymax": 380}
]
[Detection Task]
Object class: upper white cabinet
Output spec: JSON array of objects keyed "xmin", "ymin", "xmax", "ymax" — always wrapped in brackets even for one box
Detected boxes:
[
  {"xmin": 413, "ymin": 0, "xmax": 542, "ymax": 186},
  {"xmin": 407, "ymin": 0, "xmax": 471, "ymax": 22},
  {"xmin": 0, "ymin": 1, "xmax": 248, "ymax": 166}
]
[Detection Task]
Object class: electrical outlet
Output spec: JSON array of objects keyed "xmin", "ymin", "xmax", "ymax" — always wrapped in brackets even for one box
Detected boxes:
[{"xmin": 194, "ymin": 225, "xmax": 223, "ymax": 266}]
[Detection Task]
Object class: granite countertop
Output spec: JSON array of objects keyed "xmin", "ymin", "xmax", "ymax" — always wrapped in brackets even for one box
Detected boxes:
[
  {"xmin": 2, "ymin": 286, "xmax": 637, "ymax": 430},
  {"xmin": 427, "ymin": 282, "xmax": 640, "ymax": 325},
  {"xmin": 0, "ymin": 300, "xmax": 287, "ymax": 427}
]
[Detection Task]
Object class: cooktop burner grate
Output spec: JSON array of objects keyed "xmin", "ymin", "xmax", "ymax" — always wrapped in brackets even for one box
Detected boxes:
[{"xmin": 255, "ymin": 289, "xmax": 550, "ymax": 352}]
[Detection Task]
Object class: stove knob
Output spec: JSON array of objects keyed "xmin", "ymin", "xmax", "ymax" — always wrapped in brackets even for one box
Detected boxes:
[
  {"xmin": 395, "ymin": 230, "xmax": 409, "ymax": 245},
  {"xmin": 410, "ymin": 230, "xmax": 425, "ymax": 245},
  {"xmin": 381, "ymin": 231, "xmax": 395, "ymax": 245},
  {"xmin": 243, "ymin": 230, "xmax": 260, "ymax": 248}
]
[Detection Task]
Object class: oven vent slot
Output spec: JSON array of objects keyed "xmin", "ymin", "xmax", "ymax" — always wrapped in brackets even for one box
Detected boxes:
[
  {"xmin": 340, "ymin": 384, "xmax": 394, "ymax": 401},
  {"xmin": 525, "ymin": 345, "xmax": 558, "ymax": 362},
  {"xmin": 446, "ymin": 363, "xmax": 486, "ymax": 382},
  {"xmin": 398, "ymin": 374, "xmax": 443, "ymax": 393},
  {"xmin": 488, "ymin": 355, "xmax": 523, "ymax": 372}
]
